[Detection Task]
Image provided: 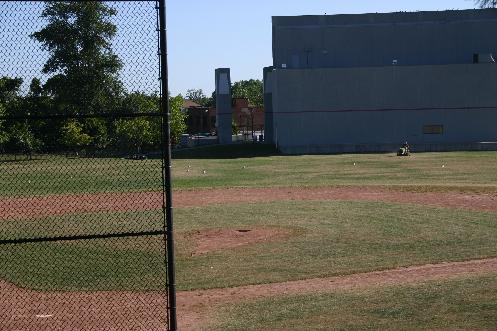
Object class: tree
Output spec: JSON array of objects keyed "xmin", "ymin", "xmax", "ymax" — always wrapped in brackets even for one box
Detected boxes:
[
  {"xmin": 60, "ymin": 120, "xmax": 92, "ymax": 154},
  {"xmin": 231, "ymin": 79, "xmax": 263, "ymax": 107},
  {"xmin": 476, "ymin": 0, "xmax": 497, "ymax": 7},
  {"xmin": 186, "ymin": 89, "xmax": 209, "ymax": 106},
  {"xmin": 0, "ymin": 77, "xmax": 23, "ymax": 109},
  {"xmin": 121, "ymin": 92, "xmax": 159, "ymax": 115},
  {"xmin": 169, "ymin": 95, "xmax": 188, "ymax": 145},
  {"xmin": 0, "ymin": 77, "xmax": 24, "ymax": 149},
  {"xmin": 8, "ymin": 122, "xmax": 40, "ymax": 158},
  {"xmin": 83, "ymin": 117, "xmax": 110, "ymax": 150},
  {"xmin": 0, "ymin": 103, "xmax": 8, "ymax": 149},
  {"xmin": 204, "ymin": 91, "xmax": 216, "ymax": 108},
  {"xmin": 112, "ymin": 92, "xmax": 161, "ymax": 152},
  {"xmin": 115, "ymin": 117, "xmax": 154, "ymax": 154},
  {"xmin": 29, "ymin": 78, "xmax": 43, "ymax": 97},
  {"xmin": 22, "ymin": 78, "xmax": 55, "ymax": 151},
  {"xmin": 31, "ymin": 1, "xmax": 123, "ymax": 115},
  {"xmin": 0, "ymin": 77, "xmax": 32, "ymax": 153}
]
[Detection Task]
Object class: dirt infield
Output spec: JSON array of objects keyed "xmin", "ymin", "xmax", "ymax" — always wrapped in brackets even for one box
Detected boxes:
[
  {"xmin": 1, "ymin": 186, "xmax": 497, "ymax": 219},
  {"xmin": 0, "ymin": 279, "xmax": 167, "ymax": 331},
  {"xmin": 2, "ymin": 186, "xmax": 497, "ymax": 329},
  {"xmin": 185, "ymin": 228, "xmax": 293, "ymax": 256},
  {"xmin": 2, "ymin": 258, "xmax": 497, "ymax": 330}
]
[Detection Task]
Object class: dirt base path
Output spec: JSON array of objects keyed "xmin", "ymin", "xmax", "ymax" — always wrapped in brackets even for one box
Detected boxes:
[
  {"xmin": 1, "ymin": 186, "xmax": 497, "ymax": 219},
  {"xmin": 2, "ymin": 258, "xmax": 497, "ymax": 330},
  {"xmin": 177, "ymin": 257, "xmax": 497, "ymax": 330},
  {"xmin": 0, "ymin": 280, "xmax": 168, "ymax": 331}
]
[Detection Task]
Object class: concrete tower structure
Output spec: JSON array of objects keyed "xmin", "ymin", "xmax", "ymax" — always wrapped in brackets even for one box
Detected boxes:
[{"xmin": 215, "ymin": 68, "xmax": 232, "ymax": 145}]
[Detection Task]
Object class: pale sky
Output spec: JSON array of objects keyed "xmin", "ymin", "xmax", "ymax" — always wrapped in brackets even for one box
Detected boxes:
[
  {"xmin": 167, "ymin": 0, "xmax": 478, "ymax": 96},
  {"xmin": 1, "ymin": 1, "xmax": 480, "ymax": 96}
]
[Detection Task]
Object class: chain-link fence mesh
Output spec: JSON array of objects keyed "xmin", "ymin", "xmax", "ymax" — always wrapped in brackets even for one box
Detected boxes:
[{"xmin": 0, "ymin": 1, "xmax": 172, "ymax": 330}]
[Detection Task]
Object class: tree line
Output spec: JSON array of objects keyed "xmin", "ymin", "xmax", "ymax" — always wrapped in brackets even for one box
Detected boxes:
[
  {"xmin": 0, "ymin": 76, "xmax": 264, "ymax": 156},
  {"xmin": 0, "ymin": 1, "xmax": 186, "ymax": 156},
  {"xmin": 185, "ymin": 79, "xmax": 264, "ymax": 109},
  {"xmin": 0, "ymin": 1, "xmax": 264, "ymax": 156},
  {"xmin": 0, "ymin": 76, "xmax": 187, "ymax": 155}
]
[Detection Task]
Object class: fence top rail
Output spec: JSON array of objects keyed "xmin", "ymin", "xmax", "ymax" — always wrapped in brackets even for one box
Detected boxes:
[
  {"xmin": 1, "ymin": 1, "xmax": 158, "ymax": 2},
  {"xmin": 0, "ymin": 112, "xmax": 164, "ymax": 121}
]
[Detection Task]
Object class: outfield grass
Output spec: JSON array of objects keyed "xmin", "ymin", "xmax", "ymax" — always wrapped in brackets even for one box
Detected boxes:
[
  {"xmin": 0, "ymin": 156, "xmax": 162, "ymax": 197},
  {"xmin": 2, "ymin": 200, "xmax": 497, "ymax": 291},
  {"xmin": 1, "ymin": 151, "xmax": 496, "ymax": 196},
  {"xmin": 1, "ymin": 209, "xmax": 163, "ymax": 240},
  {"xmin": 177, "ymin": 200, "xmax": 497, "ymax": 290},
  {"xmin": 172, "ymin": 151, "xmax": 497, "ymax": 192},
  {"xmin": 207, "ymin": 273, "xmax": 497, "ymax": 331},
  {"xmin": 0, "ymin": 237, "xmax": 167, "ymax": 291}
]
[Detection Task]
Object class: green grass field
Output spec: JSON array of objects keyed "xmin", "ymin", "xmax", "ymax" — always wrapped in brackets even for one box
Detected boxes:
[
  {"xmin": 1, "ymin": 148, "xmax": 497, "ymax": 329},
  {"xmin": 206, "ymin": 274, "xmax": 497, "ymax": 331},
  {"xmin": 1, "ymin": 149, "xmax": 497, "ymax": 196},
  {"xmin": 2, "ymin": 200, "xmax": 497, "ymax": 291}
]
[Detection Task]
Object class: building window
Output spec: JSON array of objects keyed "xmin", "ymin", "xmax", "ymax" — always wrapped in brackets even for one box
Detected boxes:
[{"xmin": 423, "ymin": 125, "xmax": 444, "ymax": 134}]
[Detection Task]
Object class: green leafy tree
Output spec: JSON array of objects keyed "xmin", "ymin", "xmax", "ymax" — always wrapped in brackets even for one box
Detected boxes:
[
  {"xmin": 111, "ymin": 92, "xmax": 187, "ymax": 152},
  {"xmin": 60, "ymin": 120, "xmax": 92, "ymax": 154},
  {"xmin": 0, "ymin": 77, "xmax": 23, "ymax": 149},
  {"xmin": 0, "ymin": 77, "xmax": 24, "ymax": 118},
  {"xmin": 121, "ymin": 92, "xmax": 159, "ymax": 114},
  {"xmin": 8, "ymin": 123, "xmax": 40, "ymax": 158},
  {"xmin": 231, "ymin": 79, "xmax": 263, "ymax": 107},
  {"xmin": 83, "ymin": 117, "xmax": 110, "ymax": 150},
  {"xmin": 186, "ymin": 89, "xmax": 209, "ymax": 106},
  {"xmin": 21, "ymin": 78, "xmax": 55, "ymax": 151},
  {"xmin": 0, "ymin": 77, "xmax": 23, "ymax": 102},
  {"xmin": 115, "ymin": 117, "xmax": 155, "ymax": 153},
  {"xmin": 112, "ymin": 92, "xmax": 161, "ymax": 152},
  {"xmin": 170, "ymin": 95, "xmax": 188, "ymax": 145},
  {"xmin": 0, "ymin": 77, "xmax": 28, "ymax": 152},
  {"xmin": 0, "ymin": 103, "xmax": 8, "ymax": 149},
  {"xmin": 205, "ymin": 91, "xmax": 216, "ymax": 108},
  {"xmin": 31, "ymin": 1, "xmax": 123, "ymax": 115},
  {"xmin": 476, "ymin": 0, "xmax": 497, "ymax": 8},
  {"xmin": 29, "ymin": 78, "xmax": 43, "ymax": 97}
]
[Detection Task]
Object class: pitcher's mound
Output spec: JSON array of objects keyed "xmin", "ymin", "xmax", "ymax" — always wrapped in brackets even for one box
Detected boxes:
[{"xmin": 188, "ymin": 228, "xmax": 292, "ymax": 256}]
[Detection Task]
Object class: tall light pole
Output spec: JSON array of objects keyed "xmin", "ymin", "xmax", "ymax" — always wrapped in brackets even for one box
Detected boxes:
[{"xmin": 158, "ymin": 0, "xmax": 177, "ymax": 330}]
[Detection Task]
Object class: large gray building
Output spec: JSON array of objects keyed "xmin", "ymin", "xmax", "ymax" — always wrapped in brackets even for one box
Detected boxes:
[{"xmin": 264, "ymin": 9, "xmax": 497, "ymax": 154}]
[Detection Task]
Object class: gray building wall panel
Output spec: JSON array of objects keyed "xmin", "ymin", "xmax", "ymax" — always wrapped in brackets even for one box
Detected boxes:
[
  {"xmin": 271, "ymin": 64, "xmax": 497, "ymax": 153},
  {"xmin": 272, "ymin": 10, "xmax": 497, "ymax": 69}
]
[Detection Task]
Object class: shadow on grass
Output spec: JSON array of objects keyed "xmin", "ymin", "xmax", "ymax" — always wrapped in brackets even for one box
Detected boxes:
[
  {"xmin": 172, "ymin": 143, "xmax": 280, "ymax": 159},
  {"xmin": 0, "ymin": 144, "xmax": 280, "ymax": 161}
]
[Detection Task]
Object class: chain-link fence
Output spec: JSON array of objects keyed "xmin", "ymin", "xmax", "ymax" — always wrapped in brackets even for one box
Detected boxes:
[{"xmin": 0, "ymin": 1, "xmax": 174, "ymax": 330}]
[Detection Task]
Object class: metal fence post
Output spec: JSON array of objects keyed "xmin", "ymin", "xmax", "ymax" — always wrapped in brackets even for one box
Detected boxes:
[{"xmin": 157, "ymin": 0, "xmax": 177, "ymax": 330}]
